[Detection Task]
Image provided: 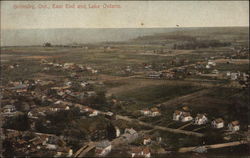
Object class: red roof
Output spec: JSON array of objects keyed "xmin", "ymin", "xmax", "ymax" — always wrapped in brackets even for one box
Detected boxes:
[
  {"xmin": 95, "ymin": 149, "xmax": 103, "ymax": 155},
  {"xmin": 143, "ymin": 147, "xmax": 150, "ymax": 154},
  {"xmin": 231, "ymin": 121, "xmax": 240, "ymax": 126},
  {"xmin": 131, "ymin": 147, "xmax": 150, "ymax": 155},
  {"xmin": 215, "ymin": 118, "xmax": 224, "ymax": 123},
  {"xmin": 174, "ymin": 110, "xmax": 182, "ymax": 115}
]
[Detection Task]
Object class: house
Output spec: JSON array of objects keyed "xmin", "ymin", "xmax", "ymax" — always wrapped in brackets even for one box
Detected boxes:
[
  {"xmin": 55, "ymin": 147, "xmax": 73, "ymax": 157},
  {"xmin": 95, "ymin": 140, "xmax": 112, "ymax": 157},
  {"xmin": 3, "ymin": 105, "xmax": 16, "ymax": 113},
  {"xmin": 140, "ymin": 109, "xmax": 151, "ymax": 116},
  {"xmin": 182, "ymin": 106, "xmax": 190, "ymax": 112},
  {"xmin": 89, "ymin": 110, "xmax": 99, "ymax": 117},
  {"xmin": 91, "ymin": 69, "xmax": 98, "ymax": 74},
  {"xmin": 28, "ymin": 111, "xmax": 38, "ymax": 119},
  {"xmin": 80, "ymin": 81, "xmax": 89, "ymax": 87},
  {"xmin": 115, "ymin": 126, "xmax": 120, "ymax": 137},
  {"xmin": 205, "ymin": 65, "xmax": 211, "ymax": 69},
  {"xmin": 123, "ymin": 128, "xmax": 139, "ymax": 142},
  {"xmin": 50, "ymin": 104, "xmax": 70, "ymax": 112},
  {"xmin": 131, "ymin": 147, "xmax": 150, "ymax": 158},
  {"xmin": 242, "ymin": 73, "xmax": 249, "ymax": 81},
  {"xmin": 163, "ymin": 71, "xmax": 175, "ymax": 79},
  {"xmin": 143, "ymin": 136, "xmax": 151, "ymax": 145},
  {"xmin": 212, "ymin": 118, "xmax": 224, "ymax": 129},
  {"xmin": 125, "ymin": 128, "xmax": 137, "ymax": 135},
  {"xmin": 150, "ymin": 108, "xmax": 161, "ymax": 117},
  {"xmin": 228, "ymin": 121, "xmax": 240, "ymax": 132},
  {"xmin": 212, "ymin": 69, "xmax": 219, "ymax": 74},
  {"xmin": 86, "ymin": 91, "xmax": 97, "ymax": 97},
  {"xmin": 230, "ymin": 73, "xmax": 238, "ymax": 80},
  {"xmin": 148, "ymin": 72, "xmax": 162, "ymax": 78},
  {"xmin": 144, "ymin": 64, "xmax": 152, "ymax": 69},
  {"xmin": 105, "ymin": 112, "xmax": 116, "ymax": 120},
  {"xmin": 173, "ymin": 110, "xmax": 183, "ymax": 121},
  {"xmin": 80, "ymin": 106, "xmax": 92, "ymax": 113},
  {"xmin": 65, "ymin": 81, "xmax": 72, "ymax": 86},
  {"xmin": 226, "ymin": 71, "xmax": 231, "ymax": 77},
  {"xmin": 125, "ymin": 66, "xmax": 132, "ymax": 72},
  {"xmin": 180, "ymin": 112, "xmax": 193, "ymax": 122},
  {"xmin": 208, "ymin": 61, "xmax": 216, "ymax": 66},
  {"xmin": 46, "ymin": 144, "xmax": 57, "ymax": 150},
  {"xmin": 194, "ymin": 114, "xmax": 208, "ymax": 125},
  {"xmin": 63, "ymin": 63, "xmax": 75, "ymax": 69}
]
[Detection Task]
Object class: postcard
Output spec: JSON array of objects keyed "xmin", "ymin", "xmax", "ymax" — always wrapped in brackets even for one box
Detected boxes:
[{"xmin": 1, "ymin": 1, "xmax": 249, "ymax": 157}]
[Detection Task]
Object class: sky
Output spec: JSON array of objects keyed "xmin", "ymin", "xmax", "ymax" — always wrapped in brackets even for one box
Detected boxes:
[{"xmin": 1, "ymin": 1, "xmax": 249, "ymax": 29}]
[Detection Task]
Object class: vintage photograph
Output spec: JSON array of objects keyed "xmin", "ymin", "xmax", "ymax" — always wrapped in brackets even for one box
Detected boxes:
[{"xmin": 1, "ymin": 1, "xmax": 249, "ymax": 157}]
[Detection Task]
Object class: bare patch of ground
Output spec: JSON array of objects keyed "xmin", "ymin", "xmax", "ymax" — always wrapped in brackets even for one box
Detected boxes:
[
  {"xmin": 138, "ymin": 50, "xmax": 194, "ymax": 57},
  {"xmin": 215, "ymin": 59, "xmax": 249, "ymax": 64},
  {"xmin": 33, "ymin": 73, "xmax": 64, "ymax": 81},
  {"xmin": 21, "ymin": 55, "xmax": 62, "ymax": 60}
]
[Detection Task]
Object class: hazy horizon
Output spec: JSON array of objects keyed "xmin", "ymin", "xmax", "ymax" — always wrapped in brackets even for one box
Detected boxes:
[{"xmin": 1, "ymin": 26, "xmax": 249, "ymax": 46}]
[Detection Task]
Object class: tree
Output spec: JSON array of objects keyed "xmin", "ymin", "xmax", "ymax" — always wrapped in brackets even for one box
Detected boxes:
[
  {"xmin": 106, "ymin": 123, "xmax": 116, "ymax": 140},
  {"xmin": 3, "ymin": 139, "xmax": 15, "ymax": 157},
  {"xmin": 3, "ymin": 114, "xmax": 30, "ymax": 131},
  {"xmin": 44, "ymin": 42, "xmax": 52, "ymax": 47}
]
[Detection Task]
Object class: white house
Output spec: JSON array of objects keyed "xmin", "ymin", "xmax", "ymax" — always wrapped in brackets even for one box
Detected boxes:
[
  {"xmin": 150, "ymin": 108, "xmax": 161, "ymax": 117},
  {"xmin": 226, "ymin": 71, "xmax": 231, "ymax": 77},
  {"xmin": 131, "ymin": 147, "xmax": 150, "ymax": 158},
  {"xmin": 89, "ymin": 110, "xmax": 99, "ymax": 117},
  {"xmin": 173, "ymin": 110, "xmax": 183, "ymax": 121},
  {"xmin": 51, "ymin": 105, "xmax": 70, "ymax": 112},
  {"xmin": 115, "ymin": 126, "xmax": 120, "ymax": 137},
  {"xmin": 3, "ymin": 105, "xmax": 16, "ymax": 114},
  {"xmin": 194, "ymin": 114, "xmax": 208, "ymax": 125},
  {"xmin": 140, "ymin": 109, "xmax": 151, "ymax": 116},
  {"xmin": 242, "ymin": 73, "xmax": 249, "ymax": 81},
  {"xmin": 123, "ymin": 128, "xmax": 138, "ymax": 143},
  {"xmin": 143, "ymin": 136, "xmax": 151, "ymax": 145},
  {"xmin": 208, "ymin": 61, "xmax": 216, "ymax": 66},
  {"xmin": 95, "ymin": 140, "xmax": 112, "ymax": 157},
  {"xmin": 230, "ymin": 73, "xmax": 238, "ymax": 80},
  {"xmin": 65, "ymin": 106, "xmax": 70, "ymax": 110},
  {"xmin": 46, "ymin": 144, "xmax": 57, "ymax": 150},
  {"xmin": 81, "ymin": 107, "xmax": 91, "ymax": 113},
  {"xmin": 181, "ymin": 112, "xmax": 193, "ymax": 122},
  {"xmin": 212, "ymin": 69, "xmax": 219, "ymax": 74},
  {"xmin": 228, "ymin": 121, "xmax": 240, "ymax": 132},
  {"xmin": 28, "ymin": 111, "xmax": 38, "ymax": 119},
  {"xmin": 212, "ymin": 118, "xmax": 224, "ymax": 129}
]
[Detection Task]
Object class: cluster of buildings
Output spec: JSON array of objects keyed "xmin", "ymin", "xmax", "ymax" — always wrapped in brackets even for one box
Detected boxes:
[
  {"xmin": 93, "ymin": 128, "xmax": 155, "ymax": 157},
  {"xmin": 173, "ymin": 106, "xmax": 240, "ymax": 132},
  {"xmin": 226, "ymin": 71, "xmax": 249, "ymax": 81},
  {"xmin": 41, "ymin": 59, "xmax": 98, "ymax": 74},
  {"xmin": 140, "ymin": 107, "xmax": 161, "ymax": 117},
  {"xmin": 131, "ymin": 147, "xmax": 151, "ymax": 158},
  {"xmin": 2, "ymin": 104, "xmax": 17, "ymax": 117},
  {"xmin": 93, "ymin": 128, "xmax": 140, "ymax": 157},
  {"xmin": 205, "ymin": 60, "xmax": 216, "ymax": 69},
  {"xmin": 95, "ymin": 140, "xmax": 112, "ymax": 157},
  {"xmin": 3, "ymin": 129, "xmax": 73, "ymax": 157}
]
